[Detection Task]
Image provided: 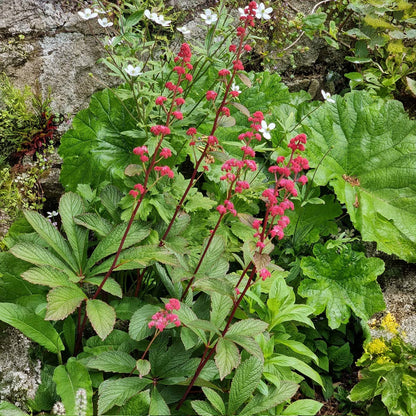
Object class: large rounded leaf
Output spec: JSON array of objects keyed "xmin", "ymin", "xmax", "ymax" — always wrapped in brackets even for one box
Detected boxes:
[
  {"xmin": 304, "ymin": 91, "xmax": 416, "ymax": 261},
  {"xmin": 59, "ymin": 89, "xmax": 140, "ymax": 191}
]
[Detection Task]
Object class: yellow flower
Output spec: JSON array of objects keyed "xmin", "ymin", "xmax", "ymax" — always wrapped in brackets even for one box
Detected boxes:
[
  {"xmin": 376, "ymin": 356, "xmax": 391, "ymax": 364},
  {"xmin": 367, "ymin": 338, "xmax": 389, "ymax": 355},
  {"xmin": 381, "ymin": 313, "xmax": 399, "ymax": 335}
]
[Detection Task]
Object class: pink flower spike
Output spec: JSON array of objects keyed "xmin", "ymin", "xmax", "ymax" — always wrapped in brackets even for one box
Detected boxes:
[
  {"xmin": 208, "ymin": 135, "xmax": 218, "ymax": 145},
  {"xmin": 129, "ymin": 190, "xmax": 138, "ymax": 198},
  {"xmin": 175, "ymin": 97, "xmax": 185, "ymax": 106},
  {"xmin": 217, "ymin": 205, "xmax": 227, "ymax": 215},
  {"xmin": 133, "ymin": 146, "xmax": 149, "ymax": 155},
  {"xmin": 155, "ymin": 96, "xmax": 167, "ymax": 105},
  {"xmin": 298, "ymin": 175, "xmax": 308, "ymax": 185},
  {"xmin": 252, "ymin": 219, "xmax": 262, "ymax": 229},
  {"xmin": 173, "ymin": 111, "xmax": 183, "ymax": 120},
  {"xmin": 168, "ymin": 298, "xmax": 181, "ymax": 310},
  {"xmin": 259, "ymin": 268, "xmax": 271, "ymax": 281},
  {"xmin": 133, "ymin": 183, "xmax": 145, "ymax": 193},
  {"xmin": 218, "ymin": 69, "xmax": 231, "ymax": 77},
  {"xmin": 186, "ymin": 127, "xmax": 197, "ymax": 136},
  {"xmin": 206, "ymin": 90, "xmax": 218, "ymax": 101},
  {"xmin": 140, "ymin": 155, "xmax": 149, "ymax": 162},
  {"xmin": 160, "ymin": 148, "xmax": 172, "ymax": 159}
]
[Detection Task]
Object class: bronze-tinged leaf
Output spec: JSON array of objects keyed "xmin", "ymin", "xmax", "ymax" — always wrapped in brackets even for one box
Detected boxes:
[
  {"xmin": 231, "ymin": 102, "xmax": 251, "ymax": 117},
  {"xmin": 124, "ymin": 164, "xmax": 143, "ymax": 177},
  {"xmin": 253, "ymin": 252, "xmax": 271, "ymax": 271},
  {"xmin": 237, "ymin": 73, "xmax": 252, "ymax": 88}
]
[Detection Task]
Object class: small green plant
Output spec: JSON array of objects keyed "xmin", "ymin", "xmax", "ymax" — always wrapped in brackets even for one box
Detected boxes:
[
  {"xmin": 349, "ymin": 313, "xmax": 416, "ymax": 416},
  {"xmin": 0, "ymin": 74, "xmax": 56, "ymax": 164}
]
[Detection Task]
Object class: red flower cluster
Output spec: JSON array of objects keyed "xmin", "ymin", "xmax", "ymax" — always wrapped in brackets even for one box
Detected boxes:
[
  {"xmin": 154, "ymin": 165, "xmax": 174, "ymax": 178},
  {"xmin": 239, "ymin": 1, "xmax": 257, "ymax": 26}
]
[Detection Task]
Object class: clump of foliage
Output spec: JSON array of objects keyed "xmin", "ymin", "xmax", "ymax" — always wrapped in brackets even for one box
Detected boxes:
[
  {"xmin": 0, "ymin": 74, "xmax": 56, "ymax": 165},
  {"xmin": 350, "ymin": 313, "xmax": 416, "ymax": 415}
]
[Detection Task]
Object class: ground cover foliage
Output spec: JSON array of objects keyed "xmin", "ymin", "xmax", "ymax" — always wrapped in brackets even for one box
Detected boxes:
[{"xmin": 0, "ymin": 0, "xmax": 416, "ymax": 415}]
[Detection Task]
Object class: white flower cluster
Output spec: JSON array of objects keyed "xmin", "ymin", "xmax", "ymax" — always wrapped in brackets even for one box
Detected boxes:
[
  {"xmin": 78, "ymin": 7, "xmax": 113, "ymax": 27},
  {"xmin": 0, "ymin": 328, "xmax": 42, "ymax": 410},
  {"xmin": 238, "ymin": 2, "xmax": 273, "ymax": 19},
  {"xmin": 52, "ymin": 401, "xmax": 66, "ymax": 415},
  {"xmin": 75, "ymin": 388, "xmax": 87, "ymax": 416},
  {"xmin": 144, "ymin": 9, "xmax": 171, "ymax": 27}
]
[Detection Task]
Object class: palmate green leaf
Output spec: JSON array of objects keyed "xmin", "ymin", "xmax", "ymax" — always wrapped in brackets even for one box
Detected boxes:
[
  {"xmin": 59, "ymin": 192, "xmax": 89, "ymax": 270},
  {"xmin": 100, "ymin": 185, "xmax": 124, "ymax": 221},
  {"xmin": 86, "ymin": 299, "xmax": 116, "ymax": 340},
  {"xmin": 59, "ymin": 88, "xmax": 139, "ymax": 191},
  {"xmin": 87, "ymin": 351, "xmax": 136, "ymax": 373},
  {"xmin": 239, "ymin": 382, "xmax": 299, "ymax": 416},
  {"xmin": 191, "ymin": 400, "xmax": 217, "ymax": 416},
  {"xmin": 215, "ymin": 337, "xmax": 241, "ymax": 380},
  {"xmin": 86, "ymin": 222, "xmax": 150, "ymax": 269},
  {"xmin": 303, "ymin": 91, "xmax": 416, "ymax": 261},
  {"xmin": 98, "ymin": 377, "xmax": 151, "ymax": 415},
  {"xmin": 299, "ymin": 243, "xmax": 385, "ymax": 329},
  {"xmin": 23, "ymin": 210, "xmax": 78, "ymax": 272},
  {"xmin": 0, "ymin": 303, "xmax": 64, "ymax": 353},
  {"xmin": 194, "ymin": 277, "xmax": 235, "ymax": 298},
  {"xmin": 53, "ymin": 358, "xmax": 93, "ymax": 416},
  {"xmin": 45, "ymin": 285, "xmax": 87, "ymax": 321},
  {"xmin": 228, "ymin": 356, "xmax": 263, "ymax": 415}
]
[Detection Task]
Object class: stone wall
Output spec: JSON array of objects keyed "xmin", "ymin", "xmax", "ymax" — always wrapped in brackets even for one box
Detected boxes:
[{"xmin": 0, "ymin": 0, "xmax": 116, "ymax": 115}]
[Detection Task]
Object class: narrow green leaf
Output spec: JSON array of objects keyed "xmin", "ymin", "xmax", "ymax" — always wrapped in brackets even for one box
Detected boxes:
[
  {"xmin": 23, "ymin": 210, "xmax": 78, "ymax": 272},
  {"xmin": 225, "ymin": 334, "xmax": 264, "ymax": 361},
  {"xmin": 282, "ymin": 399, "xmax": 323, "ymax": 415},
  {"xmin": 149, "ymin": 387, "xmax": 170, "ymax": 416},
  {"xmin": 21, "ymin": 267, "xmax": 75, "ymax": 288},
  {"xmin": 239, "ymin": 382, "xmax": 299, "ymax": 416},
  {"xmin": 268, "ymin": 355, "xmax": 323, "ymax": 387},
  {"xmin": 176, "ymin": 303, "xmax": 207, "ymax": 345},
  {"xmin": 114, "ymin": 391, "xmax": 150, "ymax": 416},
  {"xmin": 227, "ymin": 318, "xmax": 268, "ymax": 337},
  {"xmin": 194, "ymin": 278, "xmax": 234, "ymax": 298},
  {"xmin": 0, "ymin": 303, "xmax": 64, "ymax": 353},
  {"xmin": 87, "ymin": 222, "xmax": 150, "ymax": 269},
  {"xmin": 74, "ymin": 213, "xmax": 113, "ymax": 237},
  {"xmin": 228, "ymin": 356, "xmax": 263, "ymax": 415},
  {"xmin": 202, "ymin": 387, "xmax": 226, "ymax": 415},
  {"xmin": 53, "ymin": 358, "xmax": 93, "ymax": 416},
  {"xmin": 83, "ymin": 276, "xmax": 122, "ymax": 298},
  {"xmin": 10, "ymin": 243, "xmax": 75, "ymax": 278},
  {"xmin": 191, "ymin": 400, "xmax": 217, "ymax": 416},
  {"xmin": 59, "ymin": 192, "xmax": 89, "ymax": 270},
  {"xmin": 275, "ymin": 339, "xmax": 319, "ymax": 365},
  {"xmin": 98, "ymin": 377, "xmax": 151, "ymax": 415},
  {"xmin": 215, "ymin": 337, "xmax": 241, "ymax": 380},
  {"xmin": 87, "ymin": 351, "xmax": 136, "ymax": 373},
  {"xmin": 86, "ymin": 299, "xmax": 116, "ymax": 340},
  {"xmin": 45, "ymin": 286, "xmax": 87, "ymax": 321},
  {"xmin": 211, "ymin": 293, "xmax": 233, "ymax": 328},
  {"xmin": 188, "ymin": 319, "xmax": 221, "ymax": 336}
]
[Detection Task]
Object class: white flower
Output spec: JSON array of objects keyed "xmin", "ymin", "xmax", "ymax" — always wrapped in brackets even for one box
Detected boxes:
[
  {"xmin": 144, "ymin": 9, "xmax": 158, "ymax": 21},
  {"xmin": 125, "ymin": 64, "xmax": 143, "ymax": 77},
  {"xmin": 238, "ymin": 7, "xmax": 248, "ymax": 17},
  {"xmin": 256, "ymin": 3, "xmax": 273, "ymax": 20},
  {"xmin": 52, "ymin": 401, "xmax": 66, "ymax": 415},
  {"xmin": 321, "ymin": 89, "xmax": 335, "ymax": 103},
  {"xmin": 78, "ymin": 8, "xmax": 98, "ymax": 20},
  {"xmin": 200, "ymin": 9, "xmax": 218, "ymax": 25},
  {"xmin": 47, "ymin": 210, "xmax": 59, "ymax": 218},
  {"xmin": 98, "ymin": 17, "xmax": 113, "ymax": 27},
  {"xmin": 155, "ymin": 15, "xmax": 171, "ymax": 27},
  {"xmin": 106, "ymin": 36, "xmax": 116, "ymax": 46},
  {"xmin": 177, "ymin": 25, "xmax": 191, "ymax": 35},
  {"xmin": 231, "ymin": 83, "xmax": 241, "ymax": 94},
  {"xmin": 259, "ymin": 120, "xmax": 275, "ymax": 140}
]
